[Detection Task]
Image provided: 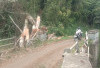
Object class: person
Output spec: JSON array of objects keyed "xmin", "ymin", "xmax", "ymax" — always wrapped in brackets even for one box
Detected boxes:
[
  {"xmin": 75, "ymin": 27, "xmax": 83, "ymax": 40},
  {"xmin": 76, "ymin": 27, "xmax": 82, "ymax": 35}
]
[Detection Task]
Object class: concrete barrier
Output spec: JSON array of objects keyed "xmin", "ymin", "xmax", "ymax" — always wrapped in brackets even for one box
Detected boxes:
[{"xmin": 88, "ymin": 29, "xmax": 99, "ymax": 68}]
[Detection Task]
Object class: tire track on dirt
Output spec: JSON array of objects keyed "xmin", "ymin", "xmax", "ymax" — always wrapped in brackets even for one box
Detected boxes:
[
  {"xmin": 1, "ymin": 39, "xmax": 74, "ymax": 68},
  {"xmin": 25, "ymin": 39, "xmax": 74, "ymax": 68}
]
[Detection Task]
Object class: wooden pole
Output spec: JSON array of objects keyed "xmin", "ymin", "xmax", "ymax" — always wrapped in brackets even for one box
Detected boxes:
[
  {"xmin": 9, "ymin": 15, "xmax": 23, "ymax": 33},
  {"xmin": 0, "ymin": 37, "xmax": 15, "ymax": 42}
]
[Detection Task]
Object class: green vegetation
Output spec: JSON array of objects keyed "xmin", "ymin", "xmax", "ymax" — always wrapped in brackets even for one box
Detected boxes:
[{"xmin": 0, "ymin": 0, "xmax": 100, "ymax": 38}]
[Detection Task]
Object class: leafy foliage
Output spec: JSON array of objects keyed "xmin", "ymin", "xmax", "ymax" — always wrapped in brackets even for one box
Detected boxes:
[{"xmin": 0, "ymin": 0, "xmax": 99, "ymax": 38}]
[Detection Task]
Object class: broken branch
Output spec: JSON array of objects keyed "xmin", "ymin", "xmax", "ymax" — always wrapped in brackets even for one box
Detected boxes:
[{"xmin": 9, "ymin": 15, "xmax": 23, "ymax": 33}]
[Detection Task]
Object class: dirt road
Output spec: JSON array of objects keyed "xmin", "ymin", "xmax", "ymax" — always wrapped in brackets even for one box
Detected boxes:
[{"xmin": 0, "ymin": 39, "xmax": 74, "ymax": 68}]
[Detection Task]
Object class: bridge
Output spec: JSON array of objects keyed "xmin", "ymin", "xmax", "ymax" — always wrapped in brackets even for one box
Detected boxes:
[{"xmin": 62, "ymin": 30, "xmax": 99, "ymax": 68}]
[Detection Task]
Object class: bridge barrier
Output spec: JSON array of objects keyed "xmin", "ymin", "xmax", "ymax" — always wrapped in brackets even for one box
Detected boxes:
[{"xmin": 88, "ymin": 29, "xmax": 99, "ymax": 68}]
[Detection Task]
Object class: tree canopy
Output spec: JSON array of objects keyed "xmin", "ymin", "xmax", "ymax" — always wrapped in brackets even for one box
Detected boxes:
[{"xmin": 0, "ymin": 0, "xmax": 100, "ymax": 38}]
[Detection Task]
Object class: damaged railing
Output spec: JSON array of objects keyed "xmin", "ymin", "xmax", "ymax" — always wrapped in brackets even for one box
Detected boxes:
[
  {"xmin": 62, "ymin": 31, "xmax": 89, "ymax": 57},
  {"xmin": 62, "ymin": 41, "xmax": 79, "ymax": 57}
]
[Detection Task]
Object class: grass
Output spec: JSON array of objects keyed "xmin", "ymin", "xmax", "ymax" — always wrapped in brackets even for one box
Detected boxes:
[
  {"xmin": 44, "ymin": 36, "xmax": 72, "ymax": 44},
  {"xmin": 0, "ymin": 38, "xmax": 14, "ymax": 51},
  {"xmin": 28, "ymin": 35, "xmax": 72, "ymax": 48}
]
